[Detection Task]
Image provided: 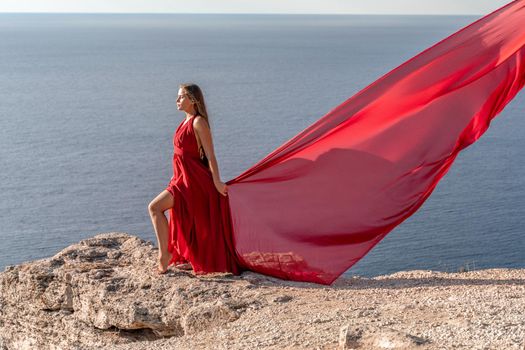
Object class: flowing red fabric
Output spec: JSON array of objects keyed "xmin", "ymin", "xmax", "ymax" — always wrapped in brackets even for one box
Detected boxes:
[{"xmin": 223, "ymin": 0, "xmax": 525, "ymax": 284}]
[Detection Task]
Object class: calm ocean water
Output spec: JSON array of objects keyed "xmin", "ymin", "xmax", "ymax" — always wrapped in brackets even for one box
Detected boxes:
[{"xmin": 0, "ymin": 14, "xmax": 523, "ymax": 277}]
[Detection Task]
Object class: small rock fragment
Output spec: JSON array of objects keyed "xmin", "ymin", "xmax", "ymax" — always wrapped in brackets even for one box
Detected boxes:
[
  {"xmin": 273, "ymin": 295, "xmax": 293, "ymax": 303},
  {"xmin": 339, "ymin": 324, "xmax": 363, "ymax": 349}
]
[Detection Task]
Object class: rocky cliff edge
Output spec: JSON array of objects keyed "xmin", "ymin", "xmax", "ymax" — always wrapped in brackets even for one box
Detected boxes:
[{"xmin": 0, "ymin": 232, "xmax": 524, "ymax": 350}]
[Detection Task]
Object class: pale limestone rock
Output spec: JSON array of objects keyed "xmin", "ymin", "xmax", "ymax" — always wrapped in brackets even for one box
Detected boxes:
[
  {"xmin": 339, "ymin": 324, "xmax": 363, "ymax": 349},
  {"xmin": 0, "ymin": 232, "xmax": 258, "ymax": 349},
  {"xmin": 1, "ymin": 232, "xmax": 524, "ymax": 350},
  {"xmin": 182, "ymin": 300, "xmax": 240, "ymax": 334}
]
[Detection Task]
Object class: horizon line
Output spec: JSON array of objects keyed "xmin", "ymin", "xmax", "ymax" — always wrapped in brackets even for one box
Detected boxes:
[{"xmin": 0, "ymin": 11, "xmax": 482, "ymax": 16}]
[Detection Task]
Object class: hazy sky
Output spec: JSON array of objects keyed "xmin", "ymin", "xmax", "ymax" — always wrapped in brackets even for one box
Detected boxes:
[{"xmin": 0, "ymin": 0, "xmax": 511, "ymax": 15}]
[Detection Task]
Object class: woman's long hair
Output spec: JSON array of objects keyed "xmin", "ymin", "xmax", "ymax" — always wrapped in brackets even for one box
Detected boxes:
[
  {"xmin": 180, "ymin": 83, "xmax": 210, "ymax": 163},
  {"xmin": 180, "ymin": 83, "xmax": 210, "ymax": 127}
]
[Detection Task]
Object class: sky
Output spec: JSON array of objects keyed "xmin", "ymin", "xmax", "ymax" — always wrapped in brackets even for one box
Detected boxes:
[{"xmin": 0, "ymin": 0, "xmax": 512, "ymax": 15}]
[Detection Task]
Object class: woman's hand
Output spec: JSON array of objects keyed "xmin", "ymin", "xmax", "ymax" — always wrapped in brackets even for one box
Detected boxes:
[{"xmin": 214, "ymin": 180, "xmax": 228, "ymax": 196}]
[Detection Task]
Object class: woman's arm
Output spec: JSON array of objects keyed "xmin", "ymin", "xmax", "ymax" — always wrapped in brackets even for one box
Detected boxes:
[{"xmin": 193, "ymin": 117, "xmax": 228, "ymax": 196}]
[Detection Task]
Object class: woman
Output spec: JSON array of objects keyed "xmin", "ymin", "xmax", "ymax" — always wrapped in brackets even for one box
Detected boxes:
[{"xmin": 148, "ymin": 83, "xmax": 240, "ymax": 275}]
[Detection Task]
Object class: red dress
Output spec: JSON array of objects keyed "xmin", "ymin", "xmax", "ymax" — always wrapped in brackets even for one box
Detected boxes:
[{"xmin": 165, "ymin": 114, "xmax": 240, "ymax": 274}]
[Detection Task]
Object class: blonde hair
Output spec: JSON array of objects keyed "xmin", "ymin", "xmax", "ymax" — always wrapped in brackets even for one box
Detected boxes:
[{"xmin": 180, "ymin": 83, "xmax": 210, "ymax": 127}]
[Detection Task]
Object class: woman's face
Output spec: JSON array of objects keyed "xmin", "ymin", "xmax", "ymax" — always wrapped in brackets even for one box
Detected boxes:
[{"xmin": 176, "ymin": 88, "xmax": 193, "ymax": 113}]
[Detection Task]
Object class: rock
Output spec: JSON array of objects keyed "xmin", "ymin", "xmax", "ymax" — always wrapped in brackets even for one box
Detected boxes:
[
  {"xmin": 182, "ymin": 301, "xmax": 240, "ymax": 334},
  {"xmin": 0, "ymin": 232, "xmax": 257, "ymax": 349},
  {"xmin": 0, "ymin": 232, "xmax": 523, "ymax": 350},
  {"xmin": 273, "ymin": 295, "xmax": 293, "ymax": 303},
  {"xmin": 339, "ymin": 324, "xmax": 363, "ymax": 349}
]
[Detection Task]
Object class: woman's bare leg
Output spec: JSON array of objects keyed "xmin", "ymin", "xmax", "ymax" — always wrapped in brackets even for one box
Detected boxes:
[{"xmin": 148, "ymin": 190, "xmax": 175, "ymax": 272}]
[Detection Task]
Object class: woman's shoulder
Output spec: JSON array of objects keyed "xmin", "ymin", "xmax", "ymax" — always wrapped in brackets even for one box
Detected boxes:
[{"xmin": 193, "ymin": 115, "xmax": 210, "ymax": 129}]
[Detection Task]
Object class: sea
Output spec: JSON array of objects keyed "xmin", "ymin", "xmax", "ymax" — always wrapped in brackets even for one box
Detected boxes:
[{"xmin": 1, "ymin": 13, "xmax": 524, "ymax": 277}]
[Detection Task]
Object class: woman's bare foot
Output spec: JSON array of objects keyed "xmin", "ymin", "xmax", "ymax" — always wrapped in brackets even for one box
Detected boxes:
[
  {"xmin": 174, "ymin": 262, "xmax": 193, "ymax": 271},
  {"xmin": 157, "ymin": 252, "xmax": 173, "ymax": 274}
]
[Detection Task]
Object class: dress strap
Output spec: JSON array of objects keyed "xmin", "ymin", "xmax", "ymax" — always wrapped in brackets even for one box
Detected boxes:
[{"xmin": 191, "ymin": 115, "xmax": 206, "ymax": 160}]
